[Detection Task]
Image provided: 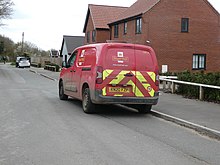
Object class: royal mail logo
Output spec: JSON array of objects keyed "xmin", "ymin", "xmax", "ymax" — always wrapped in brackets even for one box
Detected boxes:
[{"xmin": 112, "ymin": 56, "xmax": 129, "ymax": 63}]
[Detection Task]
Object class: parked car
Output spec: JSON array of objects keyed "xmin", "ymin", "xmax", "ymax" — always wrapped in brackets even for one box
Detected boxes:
[
  {"xmin": 16, "ymin": 56, "xmax": 23, "ymax": 67},
  {"xmin": 58, "ymin": 43, "xmax": 159, "ymax": 114},
  {"xmin": 17, "ymin": 57, "xmax": 30, "ymax": 68}
]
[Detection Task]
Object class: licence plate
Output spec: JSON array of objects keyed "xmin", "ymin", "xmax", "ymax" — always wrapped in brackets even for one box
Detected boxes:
[{"xmin": 109, "ymin": 87, "xmax": 130, "ymax": 93}]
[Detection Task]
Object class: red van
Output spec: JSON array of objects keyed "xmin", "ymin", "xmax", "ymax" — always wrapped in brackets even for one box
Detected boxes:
[{"xmin": 59, "ymin": 43, "xmax": 159, "ymax": 113}]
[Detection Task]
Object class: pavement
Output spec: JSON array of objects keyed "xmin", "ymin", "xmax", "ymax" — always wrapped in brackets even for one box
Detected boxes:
[
  {"xmin": 29, "ymin": 67, "xmax": 220, "ymax": 140},
  {"xmin": 29, "ymin": 67, "xmax": 60, "ymax": 81}
]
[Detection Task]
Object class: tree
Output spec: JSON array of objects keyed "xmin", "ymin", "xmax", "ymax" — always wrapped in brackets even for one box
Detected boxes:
[
  {"xmin": 14, "ymin": 41, "xmax": 49, "ymax": 57},
  {"xmin": 0, "ymin": 34, "xmax": 15, "ymax": 59},
  {"xmin": 0, "ymin": 0, "xmax": 14, "ymax": 26},
  {"xmin": 0, "ymin": 41, "xmax": 3, "ymax": 54}
]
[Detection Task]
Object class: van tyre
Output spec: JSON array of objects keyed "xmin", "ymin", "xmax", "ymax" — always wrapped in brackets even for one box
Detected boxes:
[
  {"xmin": 59, "ymin": 81, "xmax": 68, "ymax": 100},
  {"xmin": 82, "ymin": 88, "xmax": 95, "ymax": 114},
  {"xmin": 136, "ymin": 105, "xmax": 152, "ymax": 114}
]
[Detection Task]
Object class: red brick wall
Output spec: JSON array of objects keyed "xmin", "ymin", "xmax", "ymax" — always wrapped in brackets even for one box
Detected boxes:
[
  {"xmin": 110, "ymin": 0, "xmax": 220, "ymax": 73},
  {"xmin": 84, "ymin": 14, "xmax": 110, "ymax": 44},
  {"xmin": 96, "ymin": 29, "xmax": 110, "ymax": 43},
  {"xmin": 84, "ymin": 14, "xmax": 94, "ymax": 44}
]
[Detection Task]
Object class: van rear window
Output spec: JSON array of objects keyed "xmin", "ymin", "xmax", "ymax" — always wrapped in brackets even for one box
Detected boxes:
[
  {"xmin": 135, "ymin": 49, "xmax": 154, "ymax": 71},
  {"xmin": 105, "ymin": 48, "xmax": 154, "ymax": 71}
]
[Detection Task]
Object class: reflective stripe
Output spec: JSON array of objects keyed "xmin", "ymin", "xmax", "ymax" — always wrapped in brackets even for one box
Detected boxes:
[
  {"xmin": 102, "ymin": 87, "xmax": 107, "ymax": 96},
  {"xmin": 147, "ymin": 72, "xmax": 156, "ymax": 82},
  {"xmin": 103, "ymin": 69, "xmax": 113, "ymax": 80},
  {"xmin": 127, "ymin": 80, "xmax": 135, "ymax": 93},
  {"xmin": 109, "ymin": 71, "xmax": 128, "ymax": 85},
  {"xmin": 101, "ymin": 69, "xmax": 156, "ymax": 97},
  {"xmin": 114, "ymin": 94, "xmax": 123, "ymax": 96},
  {"xmin": 136, "ymin": 71, "xmax": 155, "ymax": 97}
]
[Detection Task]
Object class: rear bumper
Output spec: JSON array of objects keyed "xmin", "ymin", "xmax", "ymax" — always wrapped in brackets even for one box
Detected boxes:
[
  {"xmin": 92, "ymin": 89, "xmax": 159, "ymax": 105},
  {"xmin": 19, "ymin": 63, "xmax": 30, "ymax": 67}
]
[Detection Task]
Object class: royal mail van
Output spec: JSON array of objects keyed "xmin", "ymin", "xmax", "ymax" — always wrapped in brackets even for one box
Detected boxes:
[{"xmin": 59, "ymin": 43, "xmax": 159, "ymax": 113}]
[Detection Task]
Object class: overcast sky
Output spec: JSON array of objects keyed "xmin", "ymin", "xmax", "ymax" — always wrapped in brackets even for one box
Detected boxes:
[{"xmin": 0, "ymin": 0, "xmax": 220, "ymax": 51}]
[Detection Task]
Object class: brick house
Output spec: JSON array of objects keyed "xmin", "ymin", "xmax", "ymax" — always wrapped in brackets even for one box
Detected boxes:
[
  {"xmin": 83, "ymin": 4, "xmax": 127, "ymax": 44},
  {"xmin": 84, "ymin": 0, "xmax": 220, "ymax": 73}
]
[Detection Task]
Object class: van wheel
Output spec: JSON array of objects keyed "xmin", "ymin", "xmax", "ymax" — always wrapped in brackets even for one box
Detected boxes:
[
  {"xmin": 59, "ymin": 81, "xmax": 68, "ymax": 100},
  {"xmin": 136, "ymin": 105, "xmax": 152, "ymax": 114},
  {"xmin": 82, "ymin": 88, "xmax": 95, "ymax": 114}
]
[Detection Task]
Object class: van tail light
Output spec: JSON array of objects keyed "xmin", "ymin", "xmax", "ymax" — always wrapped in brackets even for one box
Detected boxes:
[
  {"xmin": 155, "ymin": 74, "xmax": 160, "ymax": 86},
  {"xmin": 96, "ymin": 66, "xmax": 103, "ymax": 84}
]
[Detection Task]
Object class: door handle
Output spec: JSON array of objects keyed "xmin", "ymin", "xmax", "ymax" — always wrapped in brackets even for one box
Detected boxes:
[
  {"xmin": 124, "ymin": 73, "xmax": 134, "ymax": 77},
  {"xmin": 70, "ymin": 70, "xmax": 76, "ymax": 72}
]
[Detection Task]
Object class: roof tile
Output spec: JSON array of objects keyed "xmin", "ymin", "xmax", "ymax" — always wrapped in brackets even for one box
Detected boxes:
[
  {"xmin": 89, "ymin": 4, "xmax": 128, "ymax": 29},
  {"xmin": 112, "ymin": 0, "xmax": 160, "ymax": 23}
]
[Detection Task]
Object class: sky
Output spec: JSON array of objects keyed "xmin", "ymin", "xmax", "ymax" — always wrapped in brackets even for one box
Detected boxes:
[{"xmin": 0, "ymin": 0, "xmax": 220, "ymax": 51}]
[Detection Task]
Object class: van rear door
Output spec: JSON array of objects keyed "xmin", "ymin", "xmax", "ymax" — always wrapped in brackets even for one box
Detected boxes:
[
  {"xmin": 102, "ymin": 44, "xmax": 158, "ymax": 98},
  {"xmin": 103, "ymin": 45, "xmax": 136, "ymax": 97},
  {"xmin": 134, "ymin": 46, "xmax": 157, "ymax": 97}
]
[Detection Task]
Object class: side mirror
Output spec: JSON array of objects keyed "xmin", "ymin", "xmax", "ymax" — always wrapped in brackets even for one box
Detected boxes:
[
  {"xmin": 62, "ymin": 61, "xmax": 71, "ymax": 68},
  {"xmin": 62, "ymin": 61, "xmax": 67, "ymax": 68}
]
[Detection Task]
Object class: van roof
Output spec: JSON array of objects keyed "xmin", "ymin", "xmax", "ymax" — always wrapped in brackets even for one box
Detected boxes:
[{"xmin": 76, "ymin": 43, "xmax": 151, "ymax": 50}]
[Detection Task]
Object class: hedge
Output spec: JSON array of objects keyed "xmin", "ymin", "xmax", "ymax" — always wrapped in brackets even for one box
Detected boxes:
[
  {"xmin": 44, "ymin": 62, "xmax": 60, "ymax": 72},
  {"xmin": 176, "ymin": 71, "xmax": 220, "ymax": 102}
]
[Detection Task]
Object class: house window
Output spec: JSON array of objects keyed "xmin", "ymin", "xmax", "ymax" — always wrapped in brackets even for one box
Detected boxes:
[
  {"xmin": 124, "ymin": 22, "xmax": 127, "ymax": 34},
  {"xmin": 192, "ymin": 54, "xmax": 206, "ymax": 70},
  {"xmin": 136, "ymin": 18, "xmax": 142, "ymax": 34},
  {"xmin": 87, "ymin": 31, "xmax": 90, "ymax": 43},
  {"xmin": 181, "ymin": 18, "xmax": 189, "ymax": 32},
  {"xmin": 114, "ymin": 24, "xmax": 119, "ymax": 38},
  {"xmin": 92, "ymin": 30, "xmax": 96, "ymax": 42}
]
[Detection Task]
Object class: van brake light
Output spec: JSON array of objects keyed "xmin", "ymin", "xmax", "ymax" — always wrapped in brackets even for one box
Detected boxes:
[{"xmin": 96, "ymin": 66, "xmax": 103, "ymax": 84}]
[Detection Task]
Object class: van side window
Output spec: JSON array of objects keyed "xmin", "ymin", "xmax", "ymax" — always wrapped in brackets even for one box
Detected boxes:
[
  {"xmin": 78, "ymin": 48, "xmax": 96, "ymax": 66},
  {"xmin": 68, "ymin": 51, "xmax": 78, "ymax": 67}
]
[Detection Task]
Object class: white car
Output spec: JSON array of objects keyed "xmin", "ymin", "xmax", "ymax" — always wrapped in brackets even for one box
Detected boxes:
[
  {"xmin": 16, "ymin": 56, "xmax": 23, "ymax": 67},
  {"xmin": 17, "ymin": 58, "xmax": 30, "ymax": 68}
]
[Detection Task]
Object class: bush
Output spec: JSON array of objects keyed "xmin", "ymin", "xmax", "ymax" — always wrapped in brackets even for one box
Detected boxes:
[
  {"xmin": 10, "ymin": 62, "xmax": 16, "ymax": 66},
  {"xmin": 44, "ymin": 63, "xmax": 60, "ymax": 72},
  {"xmin": 50, "ymin": 63, "xmax": 60, "ymax": 72},
  {"xmin": 177, "ymin": 71, "xmax": 220, "ymax": 102},
  {"xmin": 31, "ymin": 62, "xmax": 41, "ymax": 68}
]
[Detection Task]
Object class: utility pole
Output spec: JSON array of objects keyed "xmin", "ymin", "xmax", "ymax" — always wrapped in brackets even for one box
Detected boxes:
[{"xmin": 21, "ymin": 32, "xmax": 24, "ymax": 55}]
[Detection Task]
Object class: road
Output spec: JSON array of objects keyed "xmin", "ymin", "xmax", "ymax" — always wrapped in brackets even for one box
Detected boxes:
[{"xmin": 0, "ymin": 64, "xmax": 220, "ymax": 165}]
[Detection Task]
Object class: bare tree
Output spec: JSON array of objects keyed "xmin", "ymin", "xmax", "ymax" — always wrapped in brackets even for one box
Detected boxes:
[{"xmin": 0, "ymin": 0, "xmax": 14, "ymax": 26}]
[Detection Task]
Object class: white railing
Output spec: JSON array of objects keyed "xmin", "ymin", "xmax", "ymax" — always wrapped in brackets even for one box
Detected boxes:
[{"xmin": 159, "ymin": 77, "xmax": 220, "ymax": 100}]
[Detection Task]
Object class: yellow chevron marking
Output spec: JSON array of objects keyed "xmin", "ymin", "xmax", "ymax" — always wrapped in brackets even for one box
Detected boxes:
[
  {"xmin": 102, "ymin": 70, "xmax": 155, "ymax": 97},
  {"xmin": 136, "ymin": 71, "xmax": 155, "ymax": 97},
  {"xmin": 126, "ymin": 80, "xmax": 144, "ymax": 97},
  {"xmin": 143, "ymin": 84, "xmax": 155, "ymax": 97},
  {"xmin": 103, "ymin": 69, "xmax": 113, "ymax": 80},
  {"xmin": 127, "ymin": 80, "xmax": 135, "ymax": 93},
  {"xmin": 110, "ymin": 70, "xmax": 128, "ymax": 84},
  {"xmin": 149, "ymin": 88, "xmax": 155, "ymax": 97},
  {"xmin": 136, "ymin": 71, "xmax": 147, "ymax": 83},
  {"xmin": 102, "ymin": 87, "xmax": 107, "ymax": 96},
  {"xmin": 114, "ymin": 94, "xmax": 123, "ymax": 96},
  {"xmin": 147, "ymin": 72, "xmax": 156, "ymax": 82},
  {"xmin": 135, "ymin": 86, "xmax": 144, "ymax": 97}
]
